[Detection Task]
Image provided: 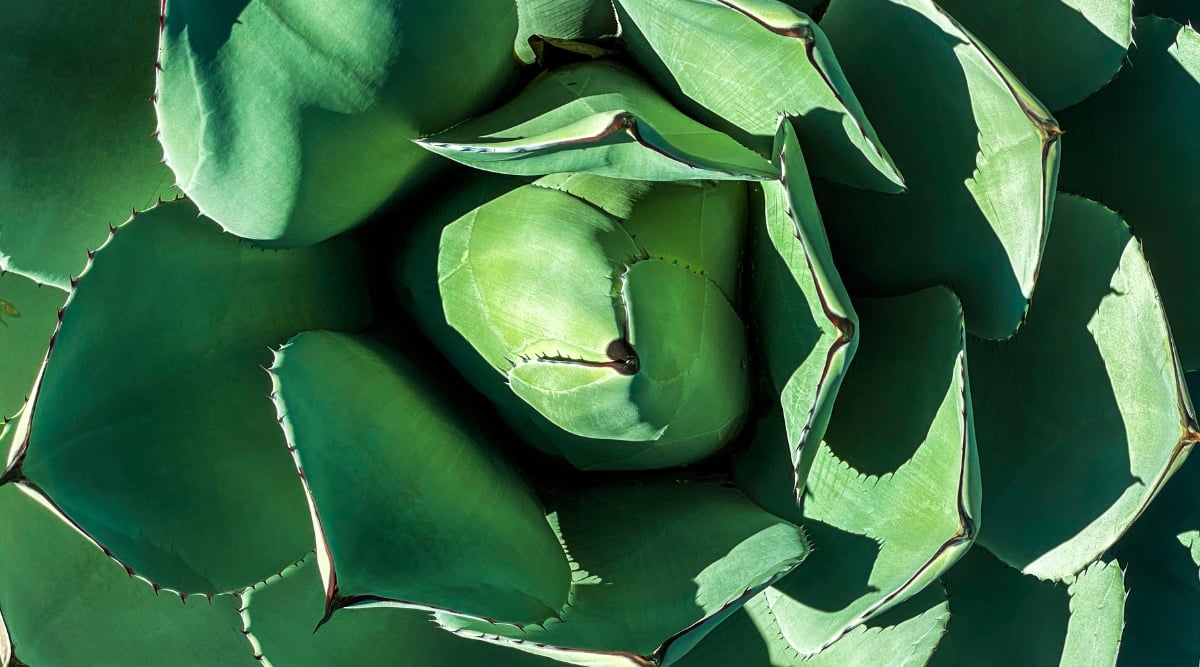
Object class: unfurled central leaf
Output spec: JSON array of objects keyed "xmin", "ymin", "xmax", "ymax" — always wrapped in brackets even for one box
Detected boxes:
[{"xmin": 437, "ymin": 174, "xmax": 750, "ymax": 470}]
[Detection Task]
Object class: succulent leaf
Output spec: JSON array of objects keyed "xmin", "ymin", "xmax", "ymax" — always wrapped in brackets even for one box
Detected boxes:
[
  {"xmin": 0, "ymin": 0, "xmax": 178, "ymax": 287},
  {"xmin": 614, "ymin": 0, "xmax": 903, "ymax": 192},
  {"xmin": 239, "ymin": 555, "xmax": 560, "ymax": 667},
  {"xmin": 156, "ymin": 0, "xmax": 518, "ymax": 246},
  {"xmin": 675, "ymin": 585, "xmax": 950, "ymax": 666},
  {"xmin": 0, "ymin": 273, "xmax": 64, "ymax": 424},
  {"xmin": 1111, "ymin": 437, "xmax": 1200, "ymax": 665},
  {"xmin": 0, "ymin": 485, "xmax": 255, "ymax": 666},
  {"xmin": 1056, "ymin": 17, "xmax": 1200, "ymax": 370},
  {"xmin": 270, "ymin": 331, "xmax": 571, "ymax": 626},
  {"xmin": 741, "ymin": 286, "xmax": 978, "ymax": 653},
  {"xmin": 928, "ymin": 550, "xmax": 1125, "ymax": 666},
  {"xmin": 417, "ymin": 60, "xmax": 779, "ymax": 182},
  {"xmin": 815, "ymin": 0, "xmax": 1060, "ymax": 339},
  {"xmin": 1, "ymin": 200, "xmax": 372, "ymax": 594},
  {"xmin": 436, "ymin": 481, "xmax": 809, "ymax": 666},
  {"xmin": 514, "ymin": 0, "xmax": 619, "ymax": 64},
  {"xmin": 435, "ymin": 176, "xmax": 751, "ymax": 470},
  {"xmin": 968, "ymin": 194, "xmax": 1197, "ymax": 580},
  {"xmin": 934, "ymin": 0, "xmax": 1133, "ymax": 111},
  {"xmin": 735, "ymin": 118, "xmax": 858, "ymax": 518}
]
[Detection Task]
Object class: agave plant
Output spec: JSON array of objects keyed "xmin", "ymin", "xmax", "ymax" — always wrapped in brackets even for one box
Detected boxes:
[{"xmin": 2, "ymin": 0, "xmax": 1199, "ymax": 664}]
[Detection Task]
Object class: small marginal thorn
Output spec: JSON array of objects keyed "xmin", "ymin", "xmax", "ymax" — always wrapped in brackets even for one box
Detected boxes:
[
  {"xmin": 86, "ymin": 248, "xmax": 96, "ymax": 260},
  {"xmin": 109, "ymin": 223, "xmax": 119, "ymax": 234},
  {"xmin": 154, "ymin": 61, "xmax": 163, "ymax": 72}
]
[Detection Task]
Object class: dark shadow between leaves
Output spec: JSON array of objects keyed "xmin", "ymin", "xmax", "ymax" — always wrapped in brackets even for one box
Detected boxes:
[{"xmin": 771, "ymin": 521, "xmax": 881, "ymax": 613}]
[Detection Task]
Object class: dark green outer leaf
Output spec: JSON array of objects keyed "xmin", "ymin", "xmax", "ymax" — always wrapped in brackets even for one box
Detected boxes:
[
  {"xmin": 816, "ymin": 0, "xmax": 1060, "ymax": 339},
  {"xmin": 436, "ymin": 481, "xmax": 809, "ymax": 666},
  {"xmin": 1056, "ymin": 17, "xmax": 1200, "ymax": 371},
  {"xmin": 0, "ymin": 0, "xmax": 178, "ymax": 287},
  {"xmin": 241, "ymin": 555, "xmax": 561, "ymax": 667},
  {"xmin": 156, "ymin": 0, "xmax": 518, "ymax": 246},
  {"xmin": 3, "ymin": 200, "xmax": 372, "ymax": 594},
  {"xmin": 0, "ymin": 485, "xmax": 256, "ymax": 666},
  {"xmin": 968, "ymin": 195, "xmax": 1197, "ymax": 580},
  {"xmin": 270, "ymin": 331, "xmax": 571, "ymax": 626},
  {"xmin": 1112, "ymin": 432, "xmax": 1200, "ymax": 666},
  {"xmin": 930, "ymin": 551, "xmax": 1125, "ymax": 667},
  {"xmin": 0, "ymin": 273, "xmax": 64, "ymax": 423}
]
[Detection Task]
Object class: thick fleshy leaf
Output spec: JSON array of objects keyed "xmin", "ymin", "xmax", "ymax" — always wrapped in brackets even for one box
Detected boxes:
[
  {"xmin": 270, "ymin": 331, "xmax": 570, "ymax": 626},
  {"xmin": 2, "ymin": 200, "xmax": 372, "ymax": 594},
  {"xmin": 436, "ymin": 176, "xmax": 751, "ymax": 470},
  {"xmin": 515, "ymin": 0, "xmax": 618, "ymax": 63},
  {"xmin": 1135, "ymin": 0, "xmax": 1199, "ymax": 23},
  {"xmin": 437, "ymin": 481, "xmax": 809, "ymax": 666},
  {"xmin": 1112, "ymin": 437, "xmax": 1200, "ymax": 666},
  {"xmin": 934, "ymin": 0, "xmax": 1132, "ymax": 110},
  {"xmin": 1056, "ymin": 17, "xmax": 1200, "ymax": 370},
  {"xmin": 0, "ymin": 485, "xmax": 256, "ymax": 666},
  {"xmin": 0, "ymin": 273, "xmax": 64, "ymax": 422},
  {"xmin": 675, "ymin": 585, "xmax": 949, "ymax": 666},
  {"xmin": 0, "ymin": 1, "xmax": 177, "ymax": 287},
  {"xmin": 744, "ymin": 287, "xmax": 979, "ymax": 654},
  {"xmin": 156, "ymin": 0, "xmax": 518, "ymax": 246},
  {"xmin": 418, "ymin": 61, "xmax": 778, "ymax": 182},
  {"xmin": 241, "ymin": 555, "xmax": 560, "ymax": 667},
  {"xmin": 736, "ymin": 119, "xmax": 858, "ymax": 517},
  {"xmin": 816, "ymin": 0, "xmax": 1060, "ymax": 339},
  {"xmin": 968, "ymin": 195, "xmax": 1197, "ymax": 580},
  {"xmin": 929, "ymin": 550, "xmax": 1125, "ymax": 666},
  {"xmin": 615, "ymin": 0, "xmax": 903, "ymax": 192}
]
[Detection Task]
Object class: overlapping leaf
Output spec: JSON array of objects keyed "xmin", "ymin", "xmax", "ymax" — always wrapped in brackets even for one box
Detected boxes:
[
  {"xmin": 815, "ymin": 0, "xmax": 1060, "ymax": 339},
  {"xmin": 2, "ymin": 200, "xmax": 371, "ymax": 594},
  {"xmin": 969, "ymin": 195, "xmax": 1197, "ymax": 580},
  {"xmin": 614, "ymin": 0, "xmax": 903, "ymax": 191},
  {"xmin": 741, "ymin": 286, "xmax": 979, "ymax": 654},
  {"xmin": 0, "ymin": 0, "xmax": 177, "ymax": 287},
  {"xmin": 156, "ymin": 0, "xmax": 518, "ymax": 245},
  {"xmin": 270, "ymin": 331, "xmax": 571, "ymax": 626}
]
